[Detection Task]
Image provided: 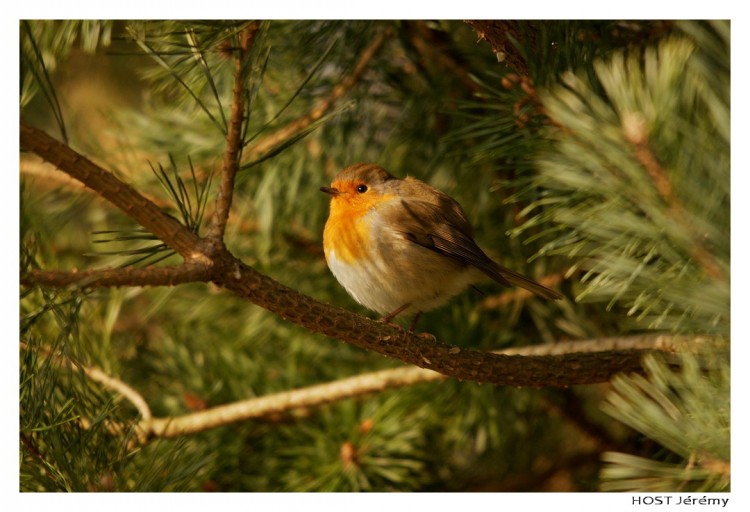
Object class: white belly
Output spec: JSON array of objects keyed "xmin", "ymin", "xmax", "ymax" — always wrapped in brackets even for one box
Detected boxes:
[{"xmin": 326, "ymin": 240, "xmax": 477, "ymax": 317}]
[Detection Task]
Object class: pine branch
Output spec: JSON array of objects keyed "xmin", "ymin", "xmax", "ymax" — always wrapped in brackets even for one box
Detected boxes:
[
  {"xmin": 20, "ymin": 341, "xmax": 152, "ymax": 421},
  {"xmin": 139, "ymin": 334, "xmax": 695, "ymax": 441},
  {"xmin": 242, "ymin": 29, "xmax": 388, "ymax": 163},
  {"xmin": 20, "ymin": 158, "xmax": 87, "ymax": 190},
  {"xmin": 21, "ymin": 263, "xmax": 211, "ymax": 289},
  {"xmin": 20, "ymin": 122, "xmax": 204, "ymax": 260},
  {"xmin": 20, "ymin": 123, "xmax": 673, "ymax": 388},
  {"xmin": 21, "ymin": 155, "xmax": 194, "ymax": 211},
  {"xmin": 206, "ymin": 23, "xmax": 260, "ymax": 241},
  {"xmin": 20, "ymin": 432, "xmax": 63, "ymax": 487},
  {"xmin": 600, "ymin": 347, "xmax": 730, "ymax": 491},
  {"xmin": 22, "ymin": 334, "xmax": 694, "ymax": 444},
  {"xmin": 621, "ymin": 112, "xmax": 725, "ymax": 281},
  {"xmin": 402, "ymin": 21, "xmax": 481, "ymax": 94},
  {"xmin": 20, "ymin": 18, "xmax": 729, "ymax": 493},
  {"xmin": 465, "ymin": 20, "xmax": 534, "ymax": 75}
]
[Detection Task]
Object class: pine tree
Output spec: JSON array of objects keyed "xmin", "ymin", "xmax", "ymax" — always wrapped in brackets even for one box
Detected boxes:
[{"xmin": 20, "ymin": 20, "xmax": 729, "ymax": 492}]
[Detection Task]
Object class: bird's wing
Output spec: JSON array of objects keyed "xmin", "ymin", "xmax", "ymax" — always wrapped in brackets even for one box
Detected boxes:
[
  {"xmin": 391, "ymin": 197, "xmax": 513, "ymax": 287},
  {"xmin": 389, "ymin": 197, "xmax": 563, "ymax": 300}
]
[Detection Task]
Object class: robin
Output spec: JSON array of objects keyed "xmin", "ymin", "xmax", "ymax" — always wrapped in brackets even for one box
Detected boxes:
[{"xmin": 321, "ymin": 163, "xmax": 562, "ymax": 329}]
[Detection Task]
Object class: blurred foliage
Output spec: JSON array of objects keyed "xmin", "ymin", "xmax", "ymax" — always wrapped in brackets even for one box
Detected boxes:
[
  {"xmin": 513, "ymin": 22, "xmax": 729, "ymax": 335},
  {"xmin": 20, "ymin": 20, "xmax": 729, "ymax": 492},
  {"xmin": 600, "ymin": 347, "xmax": 730, "ymax": 492}
]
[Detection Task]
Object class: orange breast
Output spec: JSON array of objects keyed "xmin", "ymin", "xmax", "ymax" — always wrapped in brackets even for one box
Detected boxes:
[{"xmin": 323, "ymin": 199, "xmax": 374, "ymax": 264}]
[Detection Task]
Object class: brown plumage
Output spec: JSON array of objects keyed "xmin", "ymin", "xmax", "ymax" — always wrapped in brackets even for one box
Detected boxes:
[{"xmin": 321, "ymin": 163, "xmax": 562, "ymax": 324}]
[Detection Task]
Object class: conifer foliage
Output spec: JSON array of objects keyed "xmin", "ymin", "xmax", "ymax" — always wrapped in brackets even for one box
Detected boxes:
[{"xmin": 20, "ymin": 20, "xmax": 729, "ymax": 492}]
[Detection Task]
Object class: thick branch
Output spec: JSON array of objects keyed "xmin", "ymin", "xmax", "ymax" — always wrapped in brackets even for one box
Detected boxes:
[
  {"xmin": 210, "ymin": 250, "xmax": 664, "ymax": 387},
  {"xmin": 20, "ymin": 125, "xmax": 673, "ymax": 388},
  {"xmin": 21, "ymin": 262, "xmax": 211, "ymax": 289},
  {"xmin": 207, "ymin": 23, "xmax": 259, "ymax": 241},
  {"xmin": 20, "ymin": 122, "xmax": 205, "ymax": 260},
  {"xmin": 21, "ymin": 158, "xmax": 88, "ymax": 190}
]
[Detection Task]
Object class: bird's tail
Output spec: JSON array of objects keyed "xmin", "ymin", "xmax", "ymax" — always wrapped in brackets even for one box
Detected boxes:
[{"xmin": 486, "ymin": 262, "xmax": 563, "ymax": 301}]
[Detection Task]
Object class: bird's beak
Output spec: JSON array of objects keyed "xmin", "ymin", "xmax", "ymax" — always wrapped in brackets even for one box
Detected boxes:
[{"xmin": 320, "ymin": 186, "xmax": 340, "ymax": 196}]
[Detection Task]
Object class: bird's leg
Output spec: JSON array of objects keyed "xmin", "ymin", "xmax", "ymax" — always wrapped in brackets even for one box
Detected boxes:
[
  {"xmin": 379, "ymin": 303, "xmax": 411, "ymax": 324},
  {"xmin": 408, "ymin": 312, "xmax": 423, "ymax": 332}
]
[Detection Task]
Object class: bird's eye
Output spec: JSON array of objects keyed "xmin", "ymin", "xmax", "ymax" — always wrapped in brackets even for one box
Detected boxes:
[{"xmin": 356, "ymin": 184, "xmax": 368, "ymax": 193}]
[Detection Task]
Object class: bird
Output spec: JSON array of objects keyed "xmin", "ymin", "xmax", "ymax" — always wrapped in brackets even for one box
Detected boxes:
[{"xmin": 321, "ymin": 163, "xmax": 562, "ymax": 329}]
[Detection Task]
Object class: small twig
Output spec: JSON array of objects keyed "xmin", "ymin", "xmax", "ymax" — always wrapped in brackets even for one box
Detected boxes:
[
  {"xmin": 243, "ymin": 29, "xmax": 388, "ymax": 162},
  {"xmin": 20, "ymin": 342, "xmax": 152, "ymax": 420},
  {"xmin": 622, "ymin": 113, "xmax": 725, "ymax": 281},
  {"xmin": 402, "ymin": 21, "xmax": 481, "ymax": 94},
  {"xmin": 207, "ymin": 23, "xmax": 259, "ymax": 241},
  {"xmin": 20, "ymin": 432, "xmax": 64, "ymax": 487},
  {"xmin": 142, "ymin": 365, "xmax": 430, "ymax": 439},
  {"xmin": 465, "ymin": 20, "xmax": 535, "ymax": 76},
  {"xmin": 498, "ymin": 72, "xmax": 566, "ymax": 131},
  {"xmin": 21, "ymin": 262, "xmax": 212, "ymax": 289},
  {"xmin": 622, "ymin": 113, "xmax": 673, "ymax": 202},
  {"xmin": 82, "ymin": 366, "xmax": 152, "ymax": 421}
]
